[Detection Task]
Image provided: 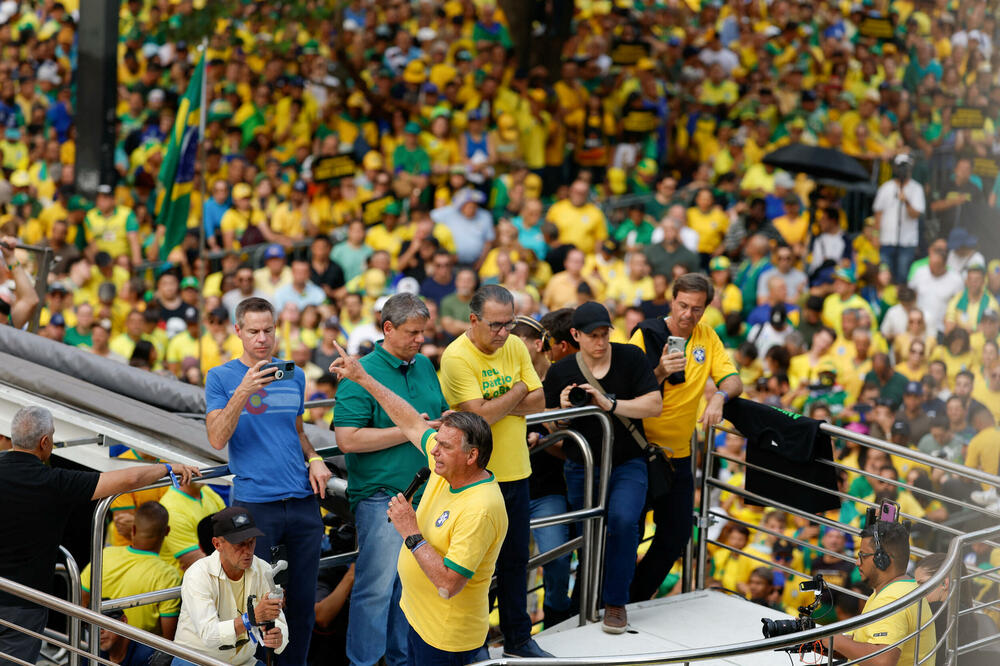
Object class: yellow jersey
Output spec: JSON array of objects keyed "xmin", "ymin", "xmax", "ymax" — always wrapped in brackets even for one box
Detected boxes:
[
  {"xmin": 545, "ymin": 200, "xmax": 608, "ymax": 253},
  {"xmin": 159, "ymin": 486, "xmax": 226, "ymax": 574},
  {"xmin": 851, "ymin": 579, "xmax": 936, "ymax": 666},
  {"xmin": 81, "ymin": 546, "xmax": 181, "ymax": 633},
  {"xmin": 631, "ymin": 320, "xmax": 738, "ymax": 458},
  {"xmin": 398, "ymin": 430, "xmax": 508, "ymax": 652}
]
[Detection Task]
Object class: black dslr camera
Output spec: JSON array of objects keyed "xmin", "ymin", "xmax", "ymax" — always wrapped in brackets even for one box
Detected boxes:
[{"xmin": 761, "ymin": 574, "xmax": 829, "ymax": 639}]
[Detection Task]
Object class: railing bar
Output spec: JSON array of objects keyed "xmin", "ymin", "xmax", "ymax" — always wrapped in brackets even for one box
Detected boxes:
[
  {"xmin": 708, "ymin": 540, "xmax": 867, "ymax": 602},
  {"xmin": 957, "ymin": 631, "xmax": 1000, "ymax": 654},
  {"xmin": 704, "ymin": 478, "xmax": 861, "ymax": 535},
  {"xmin": 528, "ymin": 537, "xmax": 582, "ymax": 570},
  {"xmin": 707, "ymin": 509, "xmax": 856, "ymax": 566},
  {"xmin": 0, "ymin": 617, "xmax": 119, "ymax": 666}
]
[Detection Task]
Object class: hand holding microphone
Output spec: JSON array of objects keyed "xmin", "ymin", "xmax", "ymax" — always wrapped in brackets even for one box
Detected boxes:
[{"xmin": 386, "ymin": 467, "xmax": 431, "ymax": 523}]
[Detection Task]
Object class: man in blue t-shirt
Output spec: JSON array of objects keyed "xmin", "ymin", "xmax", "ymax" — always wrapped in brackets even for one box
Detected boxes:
[{"xmin": 205, "ymin": 297, "xmax": 332, "ymax": 666}]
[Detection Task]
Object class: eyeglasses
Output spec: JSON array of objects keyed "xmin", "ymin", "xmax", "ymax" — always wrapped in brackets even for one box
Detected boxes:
[
  {"xmin": 480, "ymin": 318, "xmax": 516, "ymax": 333},
  {"xmin": 856, "ymin": 550, "xmax": 874, "ymax": 562}
]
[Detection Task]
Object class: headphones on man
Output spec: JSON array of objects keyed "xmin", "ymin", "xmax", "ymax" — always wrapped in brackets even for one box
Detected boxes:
[{"xmin": 871, "ymin": 521, "xmax": 891, "ymax": 572}]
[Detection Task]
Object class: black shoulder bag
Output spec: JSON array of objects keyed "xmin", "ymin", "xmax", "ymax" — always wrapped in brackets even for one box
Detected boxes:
[{"xmin": 574, "ymin": 353, "xmax": 673, "ymax": 502}]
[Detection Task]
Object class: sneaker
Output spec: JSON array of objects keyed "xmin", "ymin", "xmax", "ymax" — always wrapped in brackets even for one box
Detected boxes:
[
  {"xmin": 502, "ymin": 638, "xmax": 553, "ymax": 658},
  {"xmin": 971, "ymin": 488, "xmax": 997, "ymax": 506},
  {"xmin": 602, "ymin": 605, "xmax": 628, "ymax": 634}
]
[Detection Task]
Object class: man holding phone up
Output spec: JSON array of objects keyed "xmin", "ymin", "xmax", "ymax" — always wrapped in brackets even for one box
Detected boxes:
[
  {"xmin": 205, "ymin": 297, "xmax": 332, "ymax": 665},
  {"xmin": 629, "ymin": 273, "xmax": 743, "ymax": 601}
]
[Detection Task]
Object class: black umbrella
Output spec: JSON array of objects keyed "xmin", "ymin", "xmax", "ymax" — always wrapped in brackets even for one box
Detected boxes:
[{"xmin": 763, "ymin": 143, "xmax": 870, "ymax": 182}]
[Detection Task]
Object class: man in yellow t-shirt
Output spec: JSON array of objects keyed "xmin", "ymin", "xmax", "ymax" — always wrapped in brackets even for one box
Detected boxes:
[
  {"xmin": 81, "ymin": 501, "xmax": 181, "ymax": 638},
  {"xmin": 545, "ymin": 179, "xmax": 608, "ymax": 255},
  {"xmin": 629, "ymin": 273, "xmax": 742, "ymax": 601},
  {"xmin": 159, "ymin": 482, "xmax": 226, "ymax": 575},
  {"xmin": 437, "ymin": 284, "xmax": 551, "ymax": 657},
  {"xmin": 836, "ymin": 521, "xmax": 936, "ymax": 666},
  {"xmin": 327, "ymin": 344, "xmax": 508, "ymax": 662}
]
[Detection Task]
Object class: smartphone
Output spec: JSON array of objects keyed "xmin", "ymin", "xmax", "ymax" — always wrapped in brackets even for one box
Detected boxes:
[
  {"xmin": 666, "ymin": 336, "xmax": 687, "ymax": 385},
  {"xmin": 667, "ymin": 336, "xmax": 686, "ymax": 355},
  {"xmin": 878, "ymin": 499, "xmax": 899, "ymax": 523},
  {"xmin": 262, "ymin": 360, "xmax": 295, "ymax": 381}
]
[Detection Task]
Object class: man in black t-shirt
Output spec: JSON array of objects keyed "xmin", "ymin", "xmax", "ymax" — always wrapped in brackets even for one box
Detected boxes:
[
  {"xmin": 0, "ymin": 406, "xmax": 199, "ymax": 665},
  {"xmin": 542, "ymin": 302, "xmax": 662, "ymax": 634},
  {"xmin": 930, "ymin": 156, "xmax": 987, "ymax": 237}
]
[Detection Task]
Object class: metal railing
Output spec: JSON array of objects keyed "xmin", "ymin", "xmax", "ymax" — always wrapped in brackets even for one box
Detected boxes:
[
  {"xmin": 0, "ymin": 574, "xmax": 231, "ymax": 666},
  {"xmin": 88, "ymin": 406, "xmax": 613, "ymax": 646}
]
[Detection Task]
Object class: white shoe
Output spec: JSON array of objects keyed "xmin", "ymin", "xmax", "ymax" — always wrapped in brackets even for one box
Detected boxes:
[{"xmin": 971, "ymin": 488, "xmax": 998, "ymax": 506}]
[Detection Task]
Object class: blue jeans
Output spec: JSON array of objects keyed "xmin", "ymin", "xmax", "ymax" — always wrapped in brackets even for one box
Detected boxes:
[
  {"xmin": 346, "ymin": 492, "xmax": 407, "ymax": 666},
  {"xmin": 529, "ymin": 494, "xmax": 571, "ymax": 613},
  {"xmin": 630, "ymin": 456, "xmax": 694, "ymax": 601},
  {"xmin": 565, "ymin": 457, "xmax": 647, "ymax": 607},
  {"xmin": 493, "ymin": 478, "xmax": 532, "ymax": 647},
  {"xmin": 880, "ymin": 245, "xmax": 916, "ymax": 285},
  {"xmin": 234, "ymin": 496, "xmax": 324, "ymax": 666},
  {"xmin": 406, "ymin": 625, "xmax": 488, "ymax": 666},
  {"xmin": 0, "ymin": 605, "xmax": 46, "ymax": 666}
]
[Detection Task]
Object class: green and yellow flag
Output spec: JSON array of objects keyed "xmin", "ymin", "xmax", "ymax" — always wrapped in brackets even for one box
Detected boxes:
[{"xmin": 156, "ymin": 52, "xmax": 205, "ymax": 261}]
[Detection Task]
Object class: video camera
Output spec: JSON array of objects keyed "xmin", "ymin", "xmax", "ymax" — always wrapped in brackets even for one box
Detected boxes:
[{"xmin": 761, "ymin": 574, "xmax": 830, "ymax": 639}]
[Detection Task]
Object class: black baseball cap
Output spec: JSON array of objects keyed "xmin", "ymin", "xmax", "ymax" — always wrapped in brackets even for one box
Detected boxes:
[
  {"xmin": 904, "ymin": 381, "xmax": 922, "ymax": 396},
  {"xmin": 212, "ymin": 507, "xmax": 265, "ymax": 543},
  {"xmin": 572, "ymin": 301, "xmax": 612, "ymax": 334}
]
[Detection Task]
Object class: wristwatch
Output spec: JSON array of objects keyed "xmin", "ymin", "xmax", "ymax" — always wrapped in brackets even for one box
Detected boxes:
[
  {"xmin": 605, "ymin": 393, "xmax": 618, "ymax": 414},
  {"xmin": 404, "ymin": 533, "xmax": 424, "ymax": 550}
]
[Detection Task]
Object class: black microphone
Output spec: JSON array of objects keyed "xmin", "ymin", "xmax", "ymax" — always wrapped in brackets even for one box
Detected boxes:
[{"xmin": 388, "ymin": 466, "xmax": 431, "ymax": 522}]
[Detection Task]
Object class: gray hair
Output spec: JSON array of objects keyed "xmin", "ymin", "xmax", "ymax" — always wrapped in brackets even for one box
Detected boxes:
[
  {"xmin": 10, "ymin": 406, "xmax": 54, "ymax": 451},
  {"xmin": 381, "ymin": 293, "xmax": 430, "ymax": 330},
  {"xmin": 442, "ymin": 411, "xmax": 493, "ymax": 469},
  {"xmin": 235, "ymin": 297, "xmax": 275, "ymax": 328},
  {"xmin": 469, "ymin": 284, "xmax": 514, "ymax": 318}
]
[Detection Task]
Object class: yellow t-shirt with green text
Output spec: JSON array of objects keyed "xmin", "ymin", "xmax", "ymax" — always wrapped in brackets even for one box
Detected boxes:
[
  {"xmin": 439, "ymin": 333, "xmax": 542, "ymax": 482},
  {"xmin": 81, "ymin": 546, "xmax": 181, "ymax": 633},
  {"xmin": 397, "ymin": 430, "xmax": 508, "ymax": 652},
  {"xmin": 630, "ymin": 320, "xmax": 737, "ymax": 458},
  {"xmin": 851, "ymin": 579, "xmax": 936, "ymax": 666}
]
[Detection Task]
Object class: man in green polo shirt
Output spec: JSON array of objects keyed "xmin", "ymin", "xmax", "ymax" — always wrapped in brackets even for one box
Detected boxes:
[{"xmin": 332, "ymin": 293, "xmax": 450, "ymax": 666}]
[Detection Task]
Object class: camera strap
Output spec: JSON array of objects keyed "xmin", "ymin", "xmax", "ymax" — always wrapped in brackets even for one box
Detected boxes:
[{"xmin": 574, "ymin": 352, "xmax": 649, "ymax": 454}]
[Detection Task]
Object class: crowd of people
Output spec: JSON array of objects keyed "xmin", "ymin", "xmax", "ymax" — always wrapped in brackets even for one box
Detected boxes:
[{"xmin": 0, "ymin": 0, "xmax": 999, "ymax": 664}]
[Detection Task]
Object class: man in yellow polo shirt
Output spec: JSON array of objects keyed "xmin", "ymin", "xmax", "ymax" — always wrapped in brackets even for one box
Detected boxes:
[
  {"xmin": 545, "ymin": 179, "xmax": 608, "ymax": 255},
  {"xmin": 438, "ymin": 284, "xmax": 551, "ymax": 658},
  {"xmin": 328, "ymin": 342, "xmax": 507, "ymax": 665},
  {"xmin": 159, "ymin": 478, "xmax": 226, "ymax": 574},
  {"xmin": 629, "ymin": 272, "xmax": 742, "ymax": 601},
  {"xmin": 834, "ymin": 521, "xmax": 936, "ymax": 666},
  {"xmin": 80, "ymin": 501, "xmax": 181, "ymax": 638}
]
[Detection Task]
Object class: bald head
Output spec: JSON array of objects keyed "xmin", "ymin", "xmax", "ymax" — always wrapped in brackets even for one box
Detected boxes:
[{"xmin": 132, "ymin": 501, "xmax": 170, "ymax": 551}]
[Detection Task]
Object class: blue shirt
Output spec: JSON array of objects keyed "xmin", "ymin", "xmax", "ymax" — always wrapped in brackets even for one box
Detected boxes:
[
  {"xmin": 273, "ymin": 281, "xmax": 326, "ymax": 312},
  {"xmin": 203, "ymin": 198, "xmax": 230, "ymax": 239},
  {"xmin": 512, "ymin": 216, "xmax": 547, "ymax": 260},
  {"xmin": 205, "ymin": 359, "xmax": 311, "ymax": 503},
  {"xmin": 430, "ymin": 205, "xmax": 495, "ymax": 264}
]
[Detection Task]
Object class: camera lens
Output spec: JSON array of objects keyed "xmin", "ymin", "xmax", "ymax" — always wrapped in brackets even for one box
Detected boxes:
[
  {"xmin": 567, "ymin": 386, "xmax": 590, "ymax": 407},
  {"xmin": 274, "ymin": 370, "xmax": 284, "ymax": 380},
  {"xmin": 761, "ymin": 618, "xmax": 810, "ymax": 638}
]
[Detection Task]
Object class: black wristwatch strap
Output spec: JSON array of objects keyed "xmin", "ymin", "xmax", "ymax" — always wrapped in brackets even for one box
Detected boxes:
[{"xmin": 404, "ymin": 533, "xmax": 424, "ymax": 550}]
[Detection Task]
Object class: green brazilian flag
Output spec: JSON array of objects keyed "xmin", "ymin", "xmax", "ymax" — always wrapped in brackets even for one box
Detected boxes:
[{"xmin": 156, "ymin": 52, "xmax": 205, "ymax": 261}]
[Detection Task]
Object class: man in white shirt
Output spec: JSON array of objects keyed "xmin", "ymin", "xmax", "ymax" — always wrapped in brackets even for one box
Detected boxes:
[
  {"xmin": 873, "ymin": 154, "xmax": 925, "ymax": 284},
  {"xmin": 909, "ymin": 237, "xmax": 964, "ymax": 335},
  {"xmin": 173, "ymin": 507, "xmax": 287, "ymax": 666}
]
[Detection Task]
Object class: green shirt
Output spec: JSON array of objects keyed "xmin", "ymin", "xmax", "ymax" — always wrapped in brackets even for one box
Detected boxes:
[
  {"xmin": 333, "ymin": 342, "xmax": 450, "ymax": 509},
  {"xmin": 863, "ymin": 370, "xmax": 910, "ymax": 407},
  {"xmin": 440, "ymin": 293, "xmax": 472, "ymax": 323},
  {"xmin": 392, "ymin": 144, "xmax": 430, "ymax": 176},
  {"xmin": 63, "ymin": 327, "xmax": 93, "ymax": 348},
  {"xmin": 613, "ymin": 219, "xmax": 656, "ymax": 246}
]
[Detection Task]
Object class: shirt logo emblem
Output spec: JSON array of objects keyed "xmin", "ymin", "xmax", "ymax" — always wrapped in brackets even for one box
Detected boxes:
[
  {"xmin": 246, "ymin": 389, "xmax": 269, "ymax": 415},
  {"xmin": 693, "ymin": 346, "xmax": 706, "ymax": 364},
  {"xmin": 436, "ymin": 510, "xmax": 450, "ymax": 527}
]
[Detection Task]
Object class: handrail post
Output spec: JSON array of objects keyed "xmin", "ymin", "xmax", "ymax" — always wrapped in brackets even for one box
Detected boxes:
[
  {"xmin": 591, "ymin": 412, "xmax": 613, "ymax": 623},
  {"xmin": 58, "ymin": 546, "xmax": 82, "ymax": 666},
  {"xmin": 946, "ymin": 553, "xmax": 962, "ymax": 665},
  {"xmin": 695, "ymin": 425, "xmax": 715, "ymax": 591},
  {"xmin": 90, "ymin": 494, "xmax": 115, "ymax": 659},
  {"xmin": 681, "ymin": 431, "xmax": 698, "ymax": 593}
]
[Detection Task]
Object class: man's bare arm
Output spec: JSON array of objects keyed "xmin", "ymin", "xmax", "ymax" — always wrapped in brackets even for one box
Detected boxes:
[
  {"xmin": 453, "ymin": 381, "xmax": 529, "ymax": 425},
  {"xmin": 510, "ymin": 387, "xmax": 545, "ymax": 416}
]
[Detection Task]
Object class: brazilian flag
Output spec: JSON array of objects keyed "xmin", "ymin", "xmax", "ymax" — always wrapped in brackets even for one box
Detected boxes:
[{"xmin": 156, "ymin": 52, "xmax": 205, "ymax": 261}]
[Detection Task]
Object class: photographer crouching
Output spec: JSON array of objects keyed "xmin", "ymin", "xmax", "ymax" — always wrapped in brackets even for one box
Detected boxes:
[{"xmin": 172, "ymin": 507, "xmax": 287, "ymax": 666}]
